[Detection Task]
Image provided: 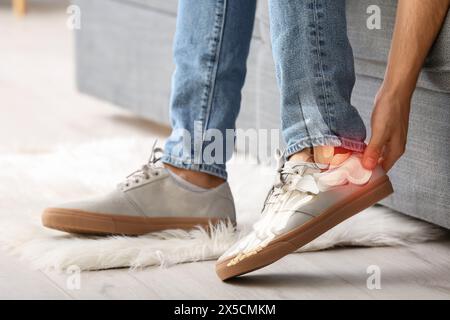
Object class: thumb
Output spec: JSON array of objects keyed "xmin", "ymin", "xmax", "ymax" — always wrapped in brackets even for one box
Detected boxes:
[{"xmin": 363, "ymin": 132, "xmax": 386, "ymax": 170}]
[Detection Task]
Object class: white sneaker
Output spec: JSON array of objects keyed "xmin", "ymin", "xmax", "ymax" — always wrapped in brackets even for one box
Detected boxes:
[{"xmin": 216, "ymin": 151, "xmax": 393, "ymax": 280}]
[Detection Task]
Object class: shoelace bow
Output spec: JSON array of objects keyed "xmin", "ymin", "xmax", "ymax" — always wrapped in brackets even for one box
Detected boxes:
[
  {"xmin": 264, "ymin": 149, "xmax": 324, "ymax": 206},
  {"xmin": 119, "ymin": 141, "xmax": 164, "ymax": 188}
]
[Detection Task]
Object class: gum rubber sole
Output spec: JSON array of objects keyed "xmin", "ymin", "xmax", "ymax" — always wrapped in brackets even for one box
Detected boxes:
[
  {"xmin": 216, "ymin": 175, "xmax": 394, "ymax": 281},
  {"xmin": 42, "ymin": 208, "xmax": 225, "ymax": 236}
]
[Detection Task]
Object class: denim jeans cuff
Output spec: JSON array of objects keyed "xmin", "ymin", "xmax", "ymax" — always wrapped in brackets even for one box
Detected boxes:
[
  {"xmin": 161, "ymin": 155, "xmax": 228, "ymax": 180},
  {"xmin": 285, "ymin": 135, "xmax": 366, "ymax": 158}
]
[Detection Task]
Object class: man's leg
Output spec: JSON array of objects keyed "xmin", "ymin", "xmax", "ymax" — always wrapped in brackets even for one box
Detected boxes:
[
  {"xmin": 270, "ymin": 0, "xmax": 366, "ymax": 162},
  {"xmin": 42, "ymin": 0, "xmax": 257, "ymax": 236},
  {"xmin": 216, "ymin": 0, "xmax": 393, "ymax": 281},
  {"xmin": 162, "ymin": 0, "xmax": 257, "ymax": 185}
]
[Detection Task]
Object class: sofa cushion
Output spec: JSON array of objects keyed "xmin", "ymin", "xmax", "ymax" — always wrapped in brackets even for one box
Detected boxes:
[
  {"xmin": 256, "ymin": 0, "xmax": 450, "ymax": 93},
  {"xmin": 347, "ymin": 0, "xmax": 450, "ymax": 93},
  {"xmin": 353, "ymin": 76, "xmax": 450, "ymax": 229},
  {"xmin": 119, "ymin": 0, "xmax": 178, "ymax": 15}
]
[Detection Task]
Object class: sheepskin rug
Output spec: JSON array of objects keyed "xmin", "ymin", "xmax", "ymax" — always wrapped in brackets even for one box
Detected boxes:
[{"xmin": 0, "ymin": 138, "xmax": 445, "ymax": 271}]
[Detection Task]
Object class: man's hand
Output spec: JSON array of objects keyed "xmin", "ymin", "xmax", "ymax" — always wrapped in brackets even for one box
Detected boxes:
[
  {"xmin": 362, "ymin": 0, "xmax": 449, "ymax": 172},
  {"xmin": 362, "ymin": 90, "xmax": 410, "ymax": 171}
]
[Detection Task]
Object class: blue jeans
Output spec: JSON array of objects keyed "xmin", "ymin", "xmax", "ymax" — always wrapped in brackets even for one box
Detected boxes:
[{"xmin": 162, "ymin": 0, "xmax": 366, "ymax": 180}]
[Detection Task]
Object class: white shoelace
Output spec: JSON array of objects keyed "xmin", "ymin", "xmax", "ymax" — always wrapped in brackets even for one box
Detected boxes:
[
  {"xmin": 118, "ymin": 141, "xmax": 164, "ymax": 189},
  {"xmin": 264, "ymin": 149, "xmax": 321, "ymax": 206}
]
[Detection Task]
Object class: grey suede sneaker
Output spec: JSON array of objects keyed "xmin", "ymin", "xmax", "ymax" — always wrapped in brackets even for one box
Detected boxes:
[
  {"xmin": 216, "ymin": 151, "xmax": 393, "ymax": 281},
  {"xmin": 42, "ymin": 145, "xmax": 236, "ymax": 235}
]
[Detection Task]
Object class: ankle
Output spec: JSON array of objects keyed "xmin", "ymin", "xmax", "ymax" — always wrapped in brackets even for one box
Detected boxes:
[
  {"xmin": 313, "ymin": 146, "xmax": 335, "ymax": 164},
  {"xmin": 289, "ymin": 148, "xmax": 313, "ymax": 162},
  {"xmin": 290, "ymin": 146, "xmax": 351, "ymax": 166},
  {"xmin": 164, "ymin": 164, "xmax": 225, "ymax": 189}
]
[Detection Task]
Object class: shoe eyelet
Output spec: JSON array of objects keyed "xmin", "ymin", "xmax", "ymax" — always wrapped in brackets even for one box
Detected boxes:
[
  {"xmin": 154, "ymin": 172, "xmax": 159, "ymax": 176},
  {"xmin": 135, "ymin": 179, "xmax": 139, "ymax": 183}
]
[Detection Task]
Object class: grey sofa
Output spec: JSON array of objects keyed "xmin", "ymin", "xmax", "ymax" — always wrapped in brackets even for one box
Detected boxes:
[{"xmin": 74, "ymin": 0, "xmax": 450, "ymax": 229}]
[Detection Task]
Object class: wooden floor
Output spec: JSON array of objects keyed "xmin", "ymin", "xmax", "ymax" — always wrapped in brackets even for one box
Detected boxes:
[
  {"xmin": 1, "ymin": 1, "xmax": 450, "ymax": 299},
  {"xmin": 1, "ymin": 241, "xmax": 450, "ymax": 299}
]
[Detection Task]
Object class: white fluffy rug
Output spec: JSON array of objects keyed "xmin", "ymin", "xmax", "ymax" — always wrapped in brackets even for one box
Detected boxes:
[{"xmin": 0, "ymin": 138, "xmax": 445, "ymax": 271}]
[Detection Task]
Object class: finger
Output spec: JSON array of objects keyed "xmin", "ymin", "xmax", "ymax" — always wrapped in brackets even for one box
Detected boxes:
[
  {"xmin": 363, "ymin": 132, "xmax": 388, "ymax": 170},
  {"xmin": 382, "ymin": 140, "xmax": 405, "ymax": 172}
]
